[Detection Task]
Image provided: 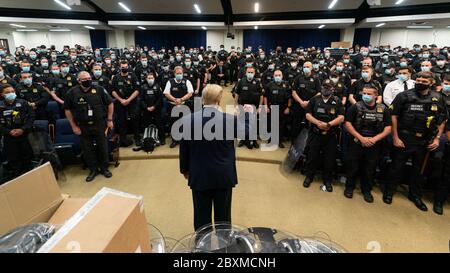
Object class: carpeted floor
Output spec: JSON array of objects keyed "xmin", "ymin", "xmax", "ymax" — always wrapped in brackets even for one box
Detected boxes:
[{"xmin": 57, "ymin": 86, "xmax": 450, "ymax": 253}]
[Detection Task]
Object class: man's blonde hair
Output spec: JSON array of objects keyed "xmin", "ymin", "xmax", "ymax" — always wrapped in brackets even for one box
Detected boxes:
[{"xmin": 202, "ymin": 84, "xmax": 223, "ymax": 105}]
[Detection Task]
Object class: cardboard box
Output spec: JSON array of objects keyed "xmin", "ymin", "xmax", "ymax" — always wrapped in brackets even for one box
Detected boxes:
[
  {"xmin": 331, "ymin": 41, "xmax": 352, "ymax": 49},
  {"xmin": 0, "ymin": 163, "xmax": 152, "ymax": 253}
]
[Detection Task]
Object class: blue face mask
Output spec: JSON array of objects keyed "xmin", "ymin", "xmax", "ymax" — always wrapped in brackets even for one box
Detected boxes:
[
  {"xmin": 303, "ymin": 67, "xmax": 311, "ymax": 74},
  {"xmin": 147, "ymin": 79, "xmax": 155, "ymax": 86},
  {"xmin": 52, "ymin": 70, "xmax": 60, "ymax": 76},
  {"xmin": 23, "ymin": 78, "xmax": 33, "ymax": 86},
  {"xmin": 175, "ymin": 74, "xmax": 183, "ymax": 81},
  {"xmin": 362, "ymin": 72, "xmax": 370, "ymax": 80},
  {"xmin": 336, "ymin": 66, "xmax": 343, "ymax": 73},
  {"xmin": 141, "ymin": 61, "xmax": 148, "ymax": 67},
  {"xmin": 398, "ymin": 74, "xmax": 408, "ymax": 82},
  {"xmin": 246, "ymin": 73, "xmax": 254, "ymax": 81},
  {"xmin": 62, "ymin": 67, "xmax": 70, "ymax": 74},
  {"xmin": 343, "ymin": 59, "xmax": 350, "ymax": 64},
  {"xmin": 400, "ymin": 62, "xmax": 407, "ymax": 68},
  {"xmin": 313, "ymin": 64, "xmax": 319, "ymax": 70},
  {"xmin": 41, "ymin": 62, "xmax": 49, "ymax": 68},
  {"xmin": 0, "ymin": 71, "xmax": 3, "ymax": 78},
  {"xmin": 246, "ymin": 63, "xmax": 253, "ymax": 68},
  {"xmin": 94, "ymin": 70, "xmax": 102, "ymax": 77},
  {"xmin": 362, "ymin": 94, "xmax": 373, "ymax": 103},
  {"xmin": 385, "ymin": 69, "xmax": 392, "ymax": 75},
  {"xmin": 4, "ymin": 92, "xmax": 17, "ymax": 102},
  {"xmin": 22, "ymin": 67, "xmax": 30, "ymax": 73},
  {"xmin": 443, "ymin": 84, "xmax": 450, "ymax": 93},
  {"xmin": 0, "ymin": 50, "xmax": 5, "ymax": 56},
  {"xmin": 274, "ymin": 76, "xmax": 282, "ymax": 83},
  {"xmin": 421, "ymin": 66, "xmax": 431, "ymax": 72}
]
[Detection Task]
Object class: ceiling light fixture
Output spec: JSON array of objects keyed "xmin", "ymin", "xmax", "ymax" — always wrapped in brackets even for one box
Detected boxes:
[
  {"xmin": 376, "ymin": 23, "xmax": 385, "ymax": 27},
  {"xmin": 406, "ymin": 25, "xmax": 433, "ymax": 29},
  {"xmin": 84, "ymin": 25, "xmax": 95, "ymax": 30},
  {"xmin": 9, "ymin": 24, "xmax": 26, "ymax": 28},
  {"xmin": 49, "ymin": 29, "xmax": 71, "ymax": 32},
  {"xmin": 138, "ymin": 26, "xmax": 146, "ymax": 30},
  {"xmin": 318, "ymin": 25, "xmax": 325, "ymax": 29},
  {"xmin": 395, "ymin": 0, "xmax": 405, "ymax": 5},
  {"xmin": 254, "ymin": 25, "xmax": 258, "ymax": 30},
  {"xmin": 254, "ymin": 3, "xmax": 260, "ymax": 13},
  {"xmin": 54, "ymin": 0, "xmax": 72, "ymax": 10},
  {"xmin": 16, "ymin": 29, "xmax": 38, "ymax": 32},
  {"xmin": 194, "ymin": 4, "xmax": 202, "ymax": 14},
  {"xmin": 118, "ymin": 2, "xmax": 132, "ymax": 12},
  {"xmin": 201, "ymin": 26, "xmax": 207, "ymax": 30},
  {"xmin": 328, "ymin": 0, "xmax": 338, "ymax": 9}
]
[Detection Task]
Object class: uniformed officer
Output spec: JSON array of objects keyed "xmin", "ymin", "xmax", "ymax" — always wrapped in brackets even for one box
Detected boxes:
[
  {"xmin": 264, "ymin": 70, "xmax": 292, "ymax": 148},
  {"xmin": 16, "ymin": 72, "xmax": 49, "ymax": 120},
  {"xmin": 303, "ymin": 84, "xmax": 345, "ymax": 192},
  {"xmin": 163, "ymin": 66, "xmax": 194, "ymax": 148},
  {"xmin": 0, "ymin": 66, "xmax": 17, "ymax": 89},
  {"xmin": 91, "ymin": 63, "xmax": 111, "ymax": 91},
  {"xmin": 432, "ymin": 56, "xmax": 450, "ymax": 81},
  {"xmin": 344, "ymin": 84, "xmax": 392, "ymax": 202},
  {"xmin": 380, "ymin": 63, "xmax": 398, "ymax": 89},
  {"xmin": 283, "ymin": 58, "xmax": 302, "ymax": 85},
  {"xmin": 46, "ymin": 62, "xmax": 77, "ymax": 116},
  {"xmin": 261, "ymin": 61, "xmax": 275, "ymax": 89},
  {"xmin": 183, "ymin": 57, "xmax": 201, "ymax": 95},
  {"xmin": 34, "ymin": 57, "xmax": 52, "ymax": 84},
  {"xmin": 64, "ymin": 71, "xmax": 114, "ymax": 182},
  {"xmin": 326, "ymin": 73, "xmax": 347, "ymax": 106},
  {"xmin": 135, "ymin": 54, "xmax": 156, "ymax": 83},
  {"xmin": 140, "ymin": 72, "xmax": 165, "ymax": 145},
  {"xmin": 415, "ymin": 61, "xmax": 442, "ymax": 92},
  {"xmin": 348, "ymin": 66, "xmax": 382, "ymax": 105},
  {"xmin": 384, "ymin": 71, "xmax": 447, "ymax": 211},
  {"xmin": 0, "ymin": 84, "xmax": 35, "ymax": 178},
  {"xmin": 291, "ymin": 61, "xmax": 321, "ymax": 139},
  {"xmin": 234, "ymin": 66, "xmax": 264, "ymax": 149},
  {"xmin": 157, "ymin": 62, "xmax": 173, "ymax": 90}
]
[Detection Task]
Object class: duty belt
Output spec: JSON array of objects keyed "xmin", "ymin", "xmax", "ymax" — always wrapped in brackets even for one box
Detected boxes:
[{"xmin": 400, "ymin": 129, "xmax": 425, "ymax": 138}]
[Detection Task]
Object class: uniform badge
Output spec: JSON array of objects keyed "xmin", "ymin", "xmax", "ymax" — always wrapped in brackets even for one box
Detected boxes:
[
  {"xmin": 79, "ymin": 97, "xmax": 85, "ymax": 102},
  {"xmin": 92, "ymin": 89, "xmax": 97, "ymax": 94},
  {"xmin": 389, "ymin": 105, "xmax": 394, "ymax": 110},
  {"xmin": 431, "ymin": 105, "xmax": 438, "ymax": 111},
  {"xmin": 67, "ymin": 77, "xmax": 72, "ymax": 81},
  {"xmin": 330, "ymin": 108, "xmax": 336, "ymax": 114},
  {"xmin": 283, "ymin": 84, "xmax": 286, "ymax": 88},
  {"xmin": 68, "ymin": 82, "xmax": 72, "ymax": 87},
  {"xmin": 377, "ymin": 107, "xmax": 383, "ymax": 113},
  {"xmin": 33, "ymin": 89, "xmax": 38, "ymax": 93},
  {"xmin": 432, "ymin": 97, "xmax": 438, "ymax": 102}
]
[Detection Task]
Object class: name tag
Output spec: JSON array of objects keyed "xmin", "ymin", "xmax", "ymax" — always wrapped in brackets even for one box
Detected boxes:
[
  {"xmin": 317, "ymin": 108, "xmax": 326, "ymax": 114},
  {"xmin": 300, "ymin": 84, "xmax": 306, "ymax": 88},
  {"xmin": 410, "ymin": 104, "xmax": 424, "ymax": 111},
  {"xmin": 273, "ymin": 90, "xmax": 279, "ymax": 95},
  {"xmin": 3, "ymin": 110, "xmax": 12, "ymax": 116},
  {"xmin": 33, "ymin": 89, "xmax": 38, "ymax": 93},
  {"xmin": 242, "ymin": 86, "xmax": 249, "ymax": 91},
  {"xmin": 147, "ymin": 90, "xmax": 154, "ymax": 95},
  {"xmin": 363, "ymin": 113, "xmax": 377, "ymax": 120},
  {"xmin": 68, "ymin": 82, "xmax": 72, "ymax": 87},
  {"xmin": 118, "ymin": 82, "xmax": 124, "ymax": 86},
  {"xmin": 88, "ymin": 109, "xmax": 93, "ymax": 117}
]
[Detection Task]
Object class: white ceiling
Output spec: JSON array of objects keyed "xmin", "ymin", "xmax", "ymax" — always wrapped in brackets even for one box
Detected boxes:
[
  {"xmin": 91, "ymin": 0, "xmax": 223, "ymax": 14},
  {"xmin": 231, "ymin": 0, "xmax": 363, "ymax": 14},
  {"xmin": 370, "ymin": 0, "xmax": 450, "ymax": 9},
  {"xmin": 358, "ymin": 12, "xmax": 450, "ymax": 28},
  {"xmin": 0, "ymin": 0, "xmax": 94, "ymax": 12}
]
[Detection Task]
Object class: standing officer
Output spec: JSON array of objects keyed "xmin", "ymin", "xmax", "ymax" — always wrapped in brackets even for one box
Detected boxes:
[
  {"xmin": 64, "ymin": 71, "xmax": 114, "ymax": 182},
  {"xmin": 91, "ymin": 63, "xmax": 111, "ymax": 91},
  {"xmin": 46, "ymin": 62, "xmax": 77, "ymax": 109},
  {"xmin": 291, "ymin": 61, "xmax": 321, "ymax": 139},
  {"xmin": 383, "ymin": 67, "xmax": 415, "ymax": 107},
  {"xmin": 140, "ymin": 72, "xmax": 165, "ymax": 145},
  {"xmin": 234, "ymin": 66, "xmax": 264, "ymax": 149},
  {"xmin": 284, "ymin": 58, "xmax": 302, "ymax": 85},
  {"xmin": 303, "ymin": 84, "xmax": 345, "ymax": 192},
  {"xmin": 348, "ymin": 66, "xmax": 382, "ymax": 105},
  {"xmin": 384, "ymin": 72, "xmax": 447, "ymax": 211},
  {"xmin": 16, "ymin": 72, "xmax": 49, "ymax": 120},
  {"xmin": 264, "ymin": 70, "xmax": 292, "ymax": 148},
  {"xmin": 163, "ymin": 66, "xmax": 194, "ymax": 148},
  {"xmin": 0, "ymin": 84, "xmax": 35, "ymax": 178},
  {"xmin": 111, "ymin": 60, "xmax": 141, "ymax": 147},
  {"xmin": 344, "ymin": 84, "xmax": 392, "ymax": 202}
]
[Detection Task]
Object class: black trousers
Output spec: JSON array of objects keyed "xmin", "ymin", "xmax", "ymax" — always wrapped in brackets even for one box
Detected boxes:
[
  {"xmin": 346, "ymin": 140, "xmax": 382, "ymax": 193},
  {"xmin": 290, "ymin": 104, "xmax": 306, "ymax": 139},
  {"xmin": 115, "ymin": 101, "xmax": 140, "ymax": 140},
  {"xmin": 192, "ymin": 188, "xmax": 233, "ymax": 232},
  {"xmin": 436, "ymin": 144, "xmax": 450, "ymax": 203},
  {"xmin": 386, "ymin": 142, "xmax": 428, "ymax": 198},
  {"xmin": 4, "ymin": 135, "xmax": 33, "ymax": 177},
  {"xmin": 304, "ymin": 132, "xmax": 337, "ymax": 183},
  {"xmin": 80, "ymin": 124, "xmax": 109, "ymax": 171},
  {"xmin": 142, "ymin": 109, "xmax": 165, "ymax": 142},
  {"xmin": 267, "ymin": 107, "xmax": 289, "ymax": 141}
]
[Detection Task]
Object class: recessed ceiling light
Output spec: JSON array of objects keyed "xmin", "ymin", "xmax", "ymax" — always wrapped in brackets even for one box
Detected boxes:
[
  {"xmin": 118, "ymin": 2, "xmax": 131, "ymax": 12},
  {"xmin": 138, "ymin": 26, "xmax": 146, "ymax": 30},
  {"xmin": 9, "ymin": 24, "xmax": 26, "ymax": 28},
  {"xmin": 376, "ymin": 23, "xmax": 386, "ymax": 27},
  {"xmin": 49, "ymin": 28, "xmax": 71, "ymax": 32},
  {"xmin": 254, "ymin": 25, "xmax": 258, "ymax": 30},
  {"xmin": 54, "ymin": 0, "xmax": 72, "ymax": 10},
  {"xmin": 254, "ymin": 3, "xmax": 260, "ymax": 13},
  {"xmin": 406, "ymin": 26, "xmax": 433, "ymax": 29},
  {"xmin": 395, "ymin": 0, "xmax": 405, "ymax": 4},
  {"xmin": 194, "ymin": 4, "xmax": 202, "ymax": 14},
  {"xmin": 318, "ymin": 25, "xmax": 325, "ymax": 29},
  {"xmin": 328, "ymin": 0, "xmax": 338, "ymax": 9},
  {"xmin": 84, "ymin": 26, "xmax": 95, "ymax": 30},
  {"xmin": 201, "ymin": 26, "xmax": 207, "ymax": 30},
  {"xmin": 16, "ymin": 29, "xmax": 38, "ymax": 32}
]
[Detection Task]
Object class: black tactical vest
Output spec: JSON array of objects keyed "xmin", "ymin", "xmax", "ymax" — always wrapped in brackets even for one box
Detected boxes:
[
  {"xmin": 169, "ymin": 78, "xmax": 188, "ymax": 99},
  {"xmin": 238, "ymin": 79, "xmax": 261, "ymax": 106},
  {"xmin": 354, "ymin": 102, "xmax": 385, "ymax": 137}
]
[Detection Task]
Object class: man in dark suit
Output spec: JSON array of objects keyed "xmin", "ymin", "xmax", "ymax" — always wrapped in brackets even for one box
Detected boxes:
[
  {"xmin": 211, "ymin": 60, "xmax": 229, "ymax": 86},
  {"xmin": 179, "ymin": 84, "xmax": 253, "ymax": 231}
]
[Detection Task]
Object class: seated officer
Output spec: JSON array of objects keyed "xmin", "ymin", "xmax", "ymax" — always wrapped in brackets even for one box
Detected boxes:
[
  {"xmin": 16, "ymin": 72, "xmax": 49, "ymax": 120},
  {"xmin": 344, "ymin": 84, "xmax": 392, "ymax": 203},
  {"xmin": 303, "ymin": 84, "xmax": 345, "ymax": 192},
  {"xmin": 0, "ymin": 84, "xmax": 35, "ymax": 178}
]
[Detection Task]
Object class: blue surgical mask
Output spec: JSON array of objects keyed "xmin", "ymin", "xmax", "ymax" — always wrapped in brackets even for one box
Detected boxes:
[
  {"xmin": 362, "ymin": 94, "xmax": 373, "ymax": 103},
  {"xmin": 61, "ymin": 67, "xmax": 70, "ymax": 74},
  {"xmin": 4, "ymin": 92, "xmax": 17, "ymax": 102},
  {"xmin": 385, "ymin": 69, "xmax": 392, "ymax": 75},
  {"xmin": 246, "ymin": 73, "xmax": 254, "ymax": 81},
  {"xmin": 41, "ymin": 62, "xmax": 49, "ymax": 68},
  {"xmin": 319, "ymin": 60, "xmax": 325, "ymax": 65},
  {"xmin": 141, "ymin": 61, "xmax": 148, "ymax": 67},
  {"xmin": 30, "ymin": 54, "xmax": 37, "ymax": 60},
  {"xmin": 23, "ymin": 78, "xmax": 33, "ymax": 85},
  {"xmin": 421, "ymin": 66, "xmax": 431, "ymax": 72},
  {"xmin": 52, "ymin": 69, "xmax": 60, "ymax": 76},
  {"xmin": 336, "ymin": 66, "xmax": 343, "ymax": 73},
  {"xmin": 175, "ymin": 74, "xmax": 183, "ymax": 81},
  {"xmin": 303, "ymin": 67, "xmax": 311, "ymax": 74},
  {"xmin": 22, "ymin": 66, "xmax": 30, "ymax": 72},
  {"xmin": 362, "ymin": 72, "xmax": 370, "ymax": 80},
  {"xmin": 382, "ymin": 63, "xmax": 387, "ymax": 68},
  {"xmin": 176, "ymin": 56, "xmax": 182, "ymax": 62},
  {"xmin": 246, "ymin": 63, "xmax": 253, "ymax": 68},
  {"xmin": 313, "ymin": 64, "xmax": 319, "ymax": 70},
  {"xmin": 94, "ymin": 70, "xmax": 102, "ymax": 77},
  {"xmin": 185, "ymin": 62, "xmax": 191, "ymax": 68},
  {"xmin": 443, "ymin": 84, "xmax": 450, "ymax": 93},
  {"xmin": 274, "ymin": 76, "xmax": 282, "ymax": 83},
  {"xmin": 147, "ymin": 79, "xmax": 155, "ymax": 86},
  {"xmin": 343, "ymin": 59, "xmax": 350, "ymax": 64},
  {"xmin": 400, "ymin": 62, "xmax": 407, "ymax": 68},
  {"xmin": 268, "ymin": 65, "xmax": 275, "ymax": 71},
  {"xmin": 0, "ymin": 50, "xmax": 5, "ymax": 56},
  {"xmin": 398, "ymin": 74, "xmax": 408, "ymax": 82},
  {"xmin": 0, "ymin": 71, "xmax": 3, "ymax": 78},
  {"xmin": 422, "ymin": 54, "xmax": 429, "ymax": 59}
]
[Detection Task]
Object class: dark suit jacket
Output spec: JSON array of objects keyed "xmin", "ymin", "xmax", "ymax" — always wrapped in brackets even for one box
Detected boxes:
[{"xmin": 179, "ymin": 107, "xmax": 250, "ymax": 191}]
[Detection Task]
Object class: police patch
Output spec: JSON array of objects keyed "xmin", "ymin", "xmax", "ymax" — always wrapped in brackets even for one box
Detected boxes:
[
  {"xmin": 432, "ymin": 97, "xmax": 438, "ymax": 102},
  {"xmin": 330, "ymin": 108, "xmax": 336, "ymax": 114},
  {"xmin": 431, "ymin": 105, "xmax": 438, "ymax": 111},
  {"xmin": 377, "ymin": 107, "xmax": 383, "ymax": 113},
  {"xmin": 92, "ymin": 89, "xmax": 97, "ymax": 94},
  {"xmin": 33, "ymin": 89, "xmax": 37, "ymax": 93}
]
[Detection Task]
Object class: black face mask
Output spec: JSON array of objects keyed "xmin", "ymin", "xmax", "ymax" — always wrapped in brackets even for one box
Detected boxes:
[
  {"xmin": 415, "ymin": 83, "xmax": 430, "ymax": 92},
  {"xmin": 121, "ymin": 68, "xmax": 128, "ymax": 73},
  {"xmin": 81, "ymin": 80, "xmax": 92, "ymax": 88},
  {"xmin": 321, "ymin": 88, "xmax": 333, "ymax": 97}
]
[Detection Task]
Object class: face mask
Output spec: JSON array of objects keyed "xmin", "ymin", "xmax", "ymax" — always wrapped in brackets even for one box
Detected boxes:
[
  {"xmin": 23, "ymin": 78, "xmax": 33, "ymax": 85},
  {"xmin": 415, "ymin": 83, "xmax": 430, "ymax": 92},
  {"xmin": 4, "ymin": 93, "xmax": 17, "ymax": 102},
  {"xmin": 414, "ymin": 48, "xmax": 421, "ymax": 52},
  {"xmin": 259, "ymin": 55, "xmax": 265, "ymax": 60},
  {"xmin": 176, "ymin": 56, "xmax": 182, "ymax": 62},
  {"xmin": 52, "ymin": 69, "xmax": 60, "ymax": 76},
  {"xmin": 0, "ymin": 71, "xmax": 3, "ymax": 78},
  {"xmin": 94, "ymin": 70, "xmax": 102, "ymax": 77},
  {"xmin": 382, "ymin": 56, "xmax": 389, "ymax": 61},
  {"xmin": 7, "ymin": 61, "xmax": 13, "ymax": 65},
  {"xmin": 220, "ymin": 47, "xmax": 224, "ymax": 50},
  {"xmin": 362, "ymin": 94, "xmax": 373, "ymax": 103},
  {"xmin": 313, "ymin": 64, "xmax": 319, "ymax": 70},
  {"xmin": 105, "ymin": 60, "xmax": 111, "ymax": 65},
  {"xmin": 287, "ymin": 51, "xmax": 292, "ymax": 55},
  {"xmin": 158, "ymin": 54, "xmax": 163, "ymax": 59},
  {"xmin": 400, "ymin": 62, "xmax": 408, "ymax": 68},
  {"xmin": 268, "ymin": 65, "xmax": 275, "ymax": 71},
  {"xmin": 321, "ymin": 88, "xmax": 333, "ymax": 97},
  {"xmin": 141, "ymin": 61, "xmax": 148, "ymax": 67},
  {"xmin": 95, "ymin": 51, "xmax": 100, "ymax": 56},
  {"xmin": 22, "ymin": 67, "xmax": 30, "ymax": 73},
  {"xmin": 246, "ymin": 73, "xmax": 254, "ymax": 81},
  {"xmin": 336, "ymin": 66, "xmax": 343, "ymax": 72},
  {"xmin": 422, "ymin": 54, "xmax": 429, "ymax": 59},
  {"xmin": 61, "ymin": 67, "xmax": 70, "ymax": 74},
  {"xmin": 319, "ymin": 60, "xmax": 325, "ymax": 65},
  {"xmin": 41, "ymin": 62, "xmax": 49, "ymax": 68},
  {"xmin": 70, "ymin": 56, "xmax": 77, "ymax": 61},
  {"xmin": 246, "ymin": 63, "xmax": 253, "ymax": 68},
  {"xmin": 382, "ymin": 63, "xmax": 387, "ymax": 68},
  {"xmin": 152, "ymin": 55, "xmax": 158, "ymax": 60},
  {"xmin": 362, "ymin": 72, "xmax": 370, "ymax": 80},
  {"xmin": 193, "ymin": 61, "xmax": 199, "ymax": 66},
  {"xmin": 163, "ymin": 66, "xmax": 169, "ymax": 72},
  {"xmin": 343, "ymin": 59, "xmax": 350, "ymax": 64},
  {"xmin": 274, "ymin": 76, "xmax": 282, "ymax": 83},
  {"xmin": 437, "ymin": 61, "xmax": 446, "ymax": 67},
  {"xmin": 0, "ymin": 50, "xmax": 5, "ymax": 56},
  {"xmin": 385, "ymin": 69, "xmax": 392, "ymax": 75},
  {"xmin": 442, "ymin": 84, "xmax": 450, "ymax": 93},
  {"xmin": 111, "ymin": 55, "xmax": 116, "ymax": 60},
  {"xmin": 147, "ymin": 79, "xmax": 155, "ymax": 86},
  {"xmin": 325, "ymin": 53, "xmax": 331, "ymax": 58},
  {"xmin": 397, "ymin": 52, "xmax": 404, "ymax": 57},
  {"xmin": 331, "ymin": 78, "xmax": 339, "ymax": 84},
  {"xmin": 175, "ymin": 74, "xmax": 183, "ymax": 81},
  {"xmin": 81, "ymin": 80, "xmax": 92, "ymax": 88},
  {"xmin": 290, "ymin": 63, "xmax": 297, "ymax": 69},
  {"xmin": 421, "ymin": 66, "xmax": 431, "ymax": 72},
  {"xmin": 362, "ymin": 51, "xmax": 369, "ymax": 57},
  {"xmin": 121, "ymin": 68, "xmax": 128, "ymax": 73},
  {"xmin": 398, "ymin": 74, "xmax": 408, "ymax": 82},
  {"xmin": 169, "ymin": 58, "xmax": 174, "ymax": 63},
  {"xmin": 185, "ymin": 62, "xmax": 191, "ymax": 68},
  {"xmin": 30, "ymin": 54, "xmax": 37, "ymax": 60},
  {"xmin": 303, "ymin": 67, "xmax": 311, "ymax": 74}
]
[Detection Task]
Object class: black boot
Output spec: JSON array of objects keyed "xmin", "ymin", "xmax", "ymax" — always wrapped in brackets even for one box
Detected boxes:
[
  {"xmin": 134, "ymin": 135, "xmax": 142, "ymax": 147},
  {"xmin": 253, "ymin": 141, "xmax": 259, "ymax": 149},
  {"xmin": 324, "ymin": 182, "xmax": 333, "ymax": 192},
  {"xmin": 363, "ymin": 192, "xmax": 374, "ymax": 203},
  {"xmin": 120, "ymin": 137, "xmax": 133, "ymax": 147},
  {"xmin": 433, "ymin": 202, "xmax": 443, "ymax": 215},
  {"xmin": 86, "ymin": 169, "xmax": 98, "ymax": 182},
  {"xmin": 170, "ymin": 140, "xmax": 178, "ymax": 149},
  {"xmin": 99, "ymin": 168, "xmax": 112, "ymax": 178},
  {"xmin": 245, "ymin": 140, "xmax": 253, "ymax": 149},
  {"xmin": 383, "ymin": 192, "xmax": 393, "ymax": 205},
  {"xmin": 408, "ymin": 195, "xmax": 428, "ymax": 211},
  {"xmin": 238, "ymin": 140, "xmax": 245, "ymax": 147},
  {"xmin": 344, "ymin": 188, "xmax": 353, "ymax": 199},
  {"xmin": 303, "ymin": 177, "xmax": 313, "ymax": 188}
]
